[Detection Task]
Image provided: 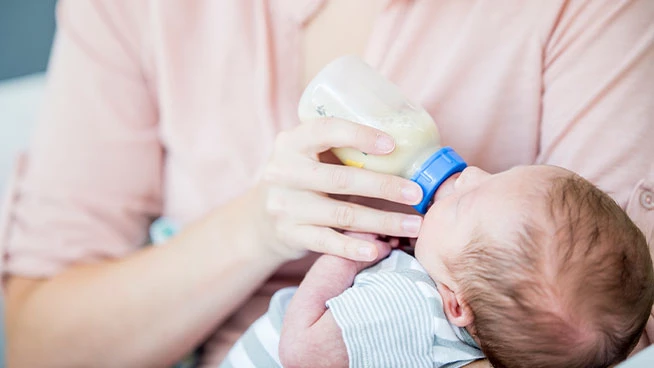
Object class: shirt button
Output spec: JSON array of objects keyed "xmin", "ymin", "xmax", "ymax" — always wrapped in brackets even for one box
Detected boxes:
[{"xmin": 640, "ymin": 190, "xmax": 654, "ymax": 210}]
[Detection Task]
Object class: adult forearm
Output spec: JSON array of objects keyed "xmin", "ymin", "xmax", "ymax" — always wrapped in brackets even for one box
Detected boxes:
[{"xmin": 6, "ymin": 193, "xmax": 285, "ymax": 368}]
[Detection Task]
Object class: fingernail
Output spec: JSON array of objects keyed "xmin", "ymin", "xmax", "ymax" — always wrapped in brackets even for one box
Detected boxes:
[
  {"xmin": 402, "ymin": 185, "xmax": 422, "ymax": 203},
  {"xmin": 375, "ymin": 135, "xmax": 395, "ymax": 153},
  {"xmin": 357, "ymin": 246, "xmax": 374, "ymax": 260},
  {"xmin": 402, "ymin": 216, "xmax": 422, "ymax": 235}
]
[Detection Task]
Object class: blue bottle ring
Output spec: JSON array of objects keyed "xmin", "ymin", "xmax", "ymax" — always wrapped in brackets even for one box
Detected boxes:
[{"xmin": 410, "ymin": 147, "xmax": 467, "ymax": 214}]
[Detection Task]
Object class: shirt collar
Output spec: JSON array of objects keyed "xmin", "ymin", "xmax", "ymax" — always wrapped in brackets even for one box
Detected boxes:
[{"xmin": 276, "ymin": 0, "xmax": 407, "ymax": 25}]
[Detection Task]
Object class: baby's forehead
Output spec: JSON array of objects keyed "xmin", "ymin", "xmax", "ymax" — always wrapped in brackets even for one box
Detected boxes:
[
  {"xmin": 482, "ymin": 167, "xmax": 591, "ymax": 250},
  {"xmin": 497, "ymin": 166, "xmax": 570, "ymax": 206},
  {"xmin": 505, "ymin": 165, "xmax": 570, "ymax": 187},
  {"xmin": 476, "ymin": 179, "xmax": 559, "ymax": 243}
]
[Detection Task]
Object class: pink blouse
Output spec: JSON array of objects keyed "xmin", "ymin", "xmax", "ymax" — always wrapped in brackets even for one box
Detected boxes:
[{"xmin": 2, "ymin": 0, "xmax": 653, "ymax": 364}]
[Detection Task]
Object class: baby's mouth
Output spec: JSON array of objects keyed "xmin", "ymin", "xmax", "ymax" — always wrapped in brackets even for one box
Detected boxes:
[{"xmin": 432, "ymin": 174, "xmax": 460, "ymax": 202}]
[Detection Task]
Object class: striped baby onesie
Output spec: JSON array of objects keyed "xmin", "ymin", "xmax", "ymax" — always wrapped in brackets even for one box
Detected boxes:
[{"xmin": 220, "ymin": 250, "xmax": 484, "ymax": 367}]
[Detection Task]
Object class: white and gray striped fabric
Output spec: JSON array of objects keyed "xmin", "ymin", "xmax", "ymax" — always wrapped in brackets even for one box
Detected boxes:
[
  {"xmin": 220, "ymin": 250, "xmax": 484, "ymax": 368},
  {"xmin": 220, "ymin": 287, "xmax": 296, "ymax": 368}
]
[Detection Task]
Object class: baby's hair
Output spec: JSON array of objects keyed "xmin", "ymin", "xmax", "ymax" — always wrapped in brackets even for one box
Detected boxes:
[{"xmin": 447, "ymin": 173, "xmax": 654, "ymax": 368}]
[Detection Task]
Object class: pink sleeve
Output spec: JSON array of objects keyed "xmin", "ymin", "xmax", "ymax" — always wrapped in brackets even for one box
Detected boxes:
[
  {"xmin": 536, "ymin": 0, "xmax": 654, "ymax": 243},
  {"xmin": 0, "ymin": 0, "xmax": 162, "ymax": 278}
]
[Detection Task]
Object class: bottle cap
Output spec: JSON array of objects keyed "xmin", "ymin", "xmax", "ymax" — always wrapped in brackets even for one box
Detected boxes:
[{"xmin": 410, "ymin": 147, "xmax": 467, "ymax": 214}]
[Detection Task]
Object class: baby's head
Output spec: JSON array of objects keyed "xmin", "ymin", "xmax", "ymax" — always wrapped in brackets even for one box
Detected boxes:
[{"xmin": 415, "ymin": 165, "xmax": 654, "ymax": 368}]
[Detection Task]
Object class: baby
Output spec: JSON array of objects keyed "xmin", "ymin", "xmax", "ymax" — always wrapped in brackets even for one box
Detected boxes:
[{"xmin": 220, "ymin": 165, "xmax": 654, "ymax": 368}]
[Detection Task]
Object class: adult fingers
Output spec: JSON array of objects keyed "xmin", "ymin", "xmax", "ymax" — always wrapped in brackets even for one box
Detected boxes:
[
  {"xmin": 281, "ymin": 193, "xmax": 423, "ymax": 238},
  {"xmin": 285, "ymin": 118, "xmax": 396, "ymax": 156},
  {"xmin": 266, "ymin": 160, "xmax": 423, "ymax": 205},
  {"xmin": 280, "ymin": 225, "xmax": 380, "ymax": 261}
]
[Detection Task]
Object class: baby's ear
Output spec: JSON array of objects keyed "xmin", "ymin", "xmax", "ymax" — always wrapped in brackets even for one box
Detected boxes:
[{"xmin": 437, "ymin": 283, "xmax": 474, "ymax": 328}]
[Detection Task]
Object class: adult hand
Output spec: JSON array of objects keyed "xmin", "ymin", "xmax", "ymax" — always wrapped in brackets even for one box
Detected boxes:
[
  {"xmin": 344, "ymin": 231, "xmax": 396, "ymax": 271},
  {"xmin": 257, "ymin": 118, "xmax": 424, "ymax": 262}
]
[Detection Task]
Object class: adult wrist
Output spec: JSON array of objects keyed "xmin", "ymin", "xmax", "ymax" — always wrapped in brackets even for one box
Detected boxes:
[{"xmin": 206, "ymin": 186, "xmax": 290, "ymax": 266}]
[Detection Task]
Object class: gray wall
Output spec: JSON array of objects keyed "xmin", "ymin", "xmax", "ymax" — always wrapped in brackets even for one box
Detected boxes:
[{"xmin": 0, "ymin": 0, "xmax": 57, "ymax": 80}]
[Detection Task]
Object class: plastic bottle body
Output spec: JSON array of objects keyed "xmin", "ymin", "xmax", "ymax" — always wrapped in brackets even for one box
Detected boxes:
[
  {"xmin": 331, "ymin": 109, "xmax": 440, "ymax": 179},
  {"xmin": 298, "ymin": 56, "xmax": 467, "ymax": 213},
  {"xmin": 298, "ymin": 55, "xmax": 441, "ymax": 179}
]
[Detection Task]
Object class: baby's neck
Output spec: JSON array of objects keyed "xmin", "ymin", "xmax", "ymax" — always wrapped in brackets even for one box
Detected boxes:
[{"xmin": 465, "ymin": 325, "xmax": 482, "ymax": 347}]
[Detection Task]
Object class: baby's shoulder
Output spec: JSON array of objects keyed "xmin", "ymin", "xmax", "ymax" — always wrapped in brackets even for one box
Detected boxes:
[
  {"xmin": 355, "ymin": 250, "xmax": 439, "ymax": 299},
  {"xmin": 357, "ymin": 250, "xmax": 429, "ymax": 277}
]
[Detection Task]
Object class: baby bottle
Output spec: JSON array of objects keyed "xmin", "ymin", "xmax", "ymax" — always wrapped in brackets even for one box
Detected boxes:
[{"xmin": 298, "ymin": 55, "xmax": 467, "ymax": 214}]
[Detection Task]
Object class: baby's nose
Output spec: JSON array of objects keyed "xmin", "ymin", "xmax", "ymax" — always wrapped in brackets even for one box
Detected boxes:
[{"xmin": 455, "ymin": 166, "xmax": 491, "ymax": 190}]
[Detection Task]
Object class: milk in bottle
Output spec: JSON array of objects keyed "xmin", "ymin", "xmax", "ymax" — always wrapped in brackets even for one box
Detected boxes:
[{"xmin": 298, "ymin": 55, "xmax": 466, "ymax": 213}]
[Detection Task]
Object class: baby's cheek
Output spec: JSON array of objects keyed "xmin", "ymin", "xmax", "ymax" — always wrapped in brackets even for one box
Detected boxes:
[
  {"xmin": 415, "ymin": 243, "xmax": 438, "ymax": 272},
  {"xmin": 417, "ymin": 208, "xmax": 442, "ymax": 242},
  {"xmin": 416, "ymin": 251, "xmax": 447, "ymax": 284}
]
